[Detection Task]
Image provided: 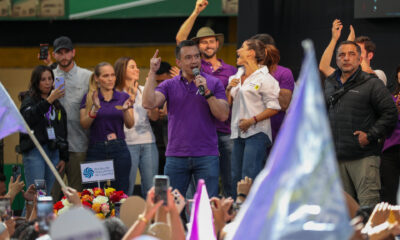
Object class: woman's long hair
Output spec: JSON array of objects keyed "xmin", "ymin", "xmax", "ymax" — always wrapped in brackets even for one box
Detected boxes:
[
  {"xmin": 114, "ymin": 57, "xmax": 139, "ymax": 95},
  {"xmin": 245, "ymin": 39, "xmax": 280, "ymax": 74},
  {"xmin": 85, "ymin": 62, "xmax": 113, "ymax": 112}
]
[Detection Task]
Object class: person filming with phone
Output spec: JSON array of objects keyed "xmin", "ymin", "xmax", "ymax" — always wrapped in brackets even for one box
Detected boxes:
[{"xmin": 19, "ymin": 65, "xmax": 68, "ymax": 195}]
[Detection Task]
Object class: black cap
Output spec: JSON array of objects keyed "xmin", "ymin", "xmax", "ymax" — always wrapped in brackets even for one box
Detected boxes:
[{"xmin": 53, "ymin": 36, "xmax": 73, "ymax": 53}]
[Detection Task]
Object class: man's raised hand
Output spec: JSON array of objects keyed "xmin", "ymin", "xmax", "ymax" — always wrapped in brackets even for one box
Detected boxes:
[
  {"xmin": 150, "ymin": 49, "xmax": 161, "ymax": 73},
  {"xmin": 331, "ymin": 19, "xmax": 343, "ymax": 41}
]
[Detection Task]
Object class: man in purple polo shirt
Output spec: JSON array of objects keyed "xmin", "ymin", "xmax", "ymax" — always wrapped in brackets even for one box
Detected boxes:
[
  {"xmin": 250, "ymin": 34, "xmax": 295, "ymax": 142},
  {"xmin": 143, "ymin": 40, "xmax": 229, "ymax": 197},
  {"xmin": 176, "ymin": 0, "xmax": 237, "ymax": 197}
]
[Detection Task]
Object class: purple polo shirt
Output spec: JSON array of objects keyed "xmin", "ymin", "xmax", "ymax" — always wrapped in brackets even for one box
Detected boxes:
[
  {"xmin": 201, "ymin": 59, "xmax": 237, "ymax": 134},
  {"xmin": 155, "ymin": 72, "xmax": 227, "ymax": 157},
  {"xmin": 270, "ymin": 65, "xmax": 295, "ymax": 141},
  {"xmin": 80, "ymin": 90, "xmax": 130, "ymax": 145},
  {"xmin": 382, "ymin": 95, "xmax": 400, "ymax": 152}
]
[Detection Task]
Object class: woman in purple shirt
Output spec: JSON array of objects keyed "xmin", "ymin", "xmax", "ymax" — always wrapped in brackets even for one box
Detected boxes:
[
  {"xmin": 380, "ymin": 65, "xmax": 400, "ymax": 204},
  {"xmin": 80, "ymin": 62, "xmax": 134, "ymax": 193}
]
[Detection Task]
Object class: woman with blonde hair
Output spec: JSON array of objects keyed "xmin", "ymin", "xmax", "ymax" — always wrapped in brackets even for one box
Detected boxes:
[
  {"xmin": 226, "ymin": 39, "xmax": 281, "ymax": 198},
  {"xmin": 80, "ymin": 62, "xmax": 134, "ymax": 192},
  {"xmin": 114, "ymin": 57, "xmax": 159, "ymax": 197}
]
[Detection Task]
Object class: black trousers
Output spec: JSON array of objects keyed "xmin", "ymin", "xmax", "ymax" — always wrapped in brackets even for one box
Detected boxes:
[{"xmin": 380, "ymin": 144, "xmax": 400, "ymax": 204}]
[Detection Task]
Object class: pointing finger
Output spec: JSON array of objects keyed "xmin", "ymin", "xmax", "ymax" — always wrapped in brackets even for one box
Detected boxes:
[{"xmin": 153, "ymin": 49, "xmax": 159, "ymax": 58}]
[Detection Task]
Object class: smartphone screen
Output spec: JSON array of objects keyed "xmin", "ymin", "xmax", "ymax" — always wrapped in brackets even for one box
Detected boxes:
[
  {"xmin": 54, "ymin": 76, "xmax": 64, "ymax": 90},
  {"xmin": 37, "ymin": 196, "xmax": 53, "ymax": 234},
  {"xmin": 39, "ymin": 44, "xmax": 49, "ymax": 60},
  {"xmin": 154, "ymin": 175, "xmax": 169, "ymax": 206},
  {"xmin": 35, "ymin": 179, "xmax": 47, "ymax": 196},
  {"xmin": 0, "ymin": 198, "xmax": 11, "ymax": 220}
]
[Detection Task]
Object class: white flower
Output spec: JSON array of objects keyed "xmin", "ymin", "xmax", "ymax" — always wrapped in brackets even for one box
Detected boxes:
[
  {"xmin": 93, "ymin": 196, "xmax": 108, "ymax": 205},
  {"xmin": 61, "ymin": 198, "xmax": 72, "ymax": 207},
  {"xmin": 57, "ymin": 205, "xmax": 70, "ymax": 215},
  {"xmin": 120, "ymin": 198, "xmax": 126, "ymax": 204}
]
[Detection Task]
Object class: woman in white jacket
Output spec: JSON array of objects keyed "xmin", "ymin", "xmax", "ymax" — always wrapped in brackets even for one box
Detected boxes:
[{"xmin": 226, "ymin": 39, "xmax": 281, "ymax": 197}]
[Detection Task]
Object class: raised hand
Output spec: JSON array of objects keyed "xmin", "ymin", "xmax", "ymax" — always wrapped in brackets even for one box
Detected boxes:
[
  {"xmin": 122, "ymin": 97, "xmax": 135, "ymax": 111},
  {"xmin": 150, "ymin": 49, "xmax": 161, "ymax": 73},
  {"xmin": 169, "ymin": 66, "xmax": 180, "ymax": 77},
  {"xmin": 47, "ymin": 84, "xmax": 65, "ymax": 104},
  {"xmin": 227, "ymin": 78, "xmax": 240, "ymax": 91},
  {"xmin": 22, "ymin": 184, "xmax": 36, "ymax": 202},
  {"xmin": 194, "ymin": 0, "xmax": 208, "ymax": 14},
  {"xmin": 62, "ymin": 187, "xmax": 81, "ymax": 206},
  {"xmin": 347, "ymin": 25, "xmax": 355, "ymax": 41},
  {"xmin": 92, "ymin": 90, "xmax": 101, "ymax": 109},
  {"xmin": 331, "ymin": 19, "xmax": 343, "ymax": 41}
]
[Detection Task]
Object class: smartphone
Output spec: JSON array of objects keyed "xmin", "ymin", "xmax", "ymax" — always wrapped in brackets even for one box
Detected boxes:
[
  {"xmin": 0, "ymin": 198, "xmax": 11, "ymax": 221},
  {"xmin": 35, "ymin": 179, "xmax": 47, "ymax": 196},
  {"xmin": 172, "ymin": 189, "xmax": 185, "ymax": 213},
  {"xmin": 39, "ymin": 44, "xmax": 49, "ymax": 60},
  {"xmin": 54, "ymin": 76, "xmax": 64, "ymax": 90},
  {"xmin": 37, "ymin": 196, "xmax": 53, "ymax": 234},
  {"xmin": 12, "ymin": 165, "xmax": 21, "ymax": 181},
  {"xmin": 154, "ymin": 175, "xmax": 169, "ymax": 206}
]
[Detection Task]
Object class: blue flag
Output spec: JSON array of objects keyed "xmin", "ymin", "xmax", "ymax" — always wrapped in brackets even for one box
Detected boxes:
[
  {"xmin": 226, "ymin": 40, "xmax": 353, "ymax": 240},
  {"xmin": 0, "ymin": 82, "xmax": 28, "ymax": 139}
]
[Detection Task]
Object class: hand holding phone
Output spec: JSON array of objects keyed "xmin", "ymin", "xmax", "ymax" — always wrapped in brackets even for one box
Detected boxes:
[
  {"xmin": 0, "ymin": 198, "xmax": 11, "ymax": 221},
  {"xmin": 39, "ymin": 44, "xmax": 49, "ymax": 60},
  {"xmin": 154, "ymin": 175, "xmax": 169, "ymax": 206}
]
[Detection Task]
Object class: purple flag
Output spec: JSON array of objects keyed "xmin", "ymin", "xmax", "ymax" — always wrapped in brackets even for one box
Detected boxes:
[
  {"xmin": 186, "ymin": 179, "xmax": 216, "ymax": 240},
  {"xmin": 0, "ymin": 82, "xmax": 27, "ymax": 139}
]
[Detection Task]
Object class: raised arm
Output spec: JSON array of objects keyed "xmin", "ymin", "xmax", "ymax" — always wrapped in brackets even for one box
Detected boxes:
[
  {"xmin": 319, "ymin": 19, "xmax": 342, "ymax": 77},
  {"xmin": 143, "ymin": 50, "xmax": 166, "ymax": 109},
  {"xmin": 176, "ymin": 0, "xmax": 208, "ymax": 45}
]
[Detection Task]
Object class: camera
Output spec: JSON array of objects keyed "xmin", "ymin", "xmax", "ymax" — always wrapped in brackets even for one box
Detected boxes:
[{"xmin": 48, "ymin": 136, "xmax": 68, "ymax": 151}]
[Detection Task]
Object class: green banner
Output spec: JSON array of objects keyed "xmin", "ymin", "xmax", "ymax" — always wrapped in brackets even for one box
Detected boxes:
[
  {"xmin": 68, "ymin": 0, "xmax": 236, "ymax": 19},
  {"xmin": 0, "ymin": 0, "xmax": 237, "ymax": 20}
]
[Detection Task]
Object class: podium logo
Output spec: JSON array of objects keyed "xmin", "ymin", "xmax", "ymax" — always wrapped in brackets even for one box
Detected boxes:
[{"xmin": 83, "ymin": 167, "xmax": 95, "ymax": 178}]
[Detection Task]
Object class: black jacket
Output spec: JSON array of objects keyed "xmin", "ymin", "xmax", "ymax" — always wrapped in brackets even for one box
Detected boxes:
[
  {"xmin": 324, "ymin": 67, "xmax": 397, "ymax": 160},
  {"xmin": 19, "ymin": 94, "xmax": 69, "ymax": 162}
]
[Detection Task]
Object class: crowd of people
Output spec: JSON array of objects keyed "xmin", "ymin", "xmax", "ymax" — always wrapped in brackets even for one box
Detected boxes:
[{"xmin": 0, "ymin": 0, "xmax": 400, "ymax": 239}]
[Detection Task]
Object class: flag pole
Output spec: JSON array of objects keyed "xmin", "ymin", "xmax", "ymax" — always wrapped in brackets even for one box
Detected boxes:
[{"xmin": 22, "ymin": 120, "xmax": 67, "ymax": 190}]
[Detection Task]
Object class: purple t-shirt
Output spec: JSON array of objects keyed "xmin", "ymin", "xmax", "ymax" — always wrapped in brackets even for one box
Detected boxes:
[
  {"xmin": 155, "ymin": 72, "xmax": 227, "ymax": 157},
  {"xmin": 201, "ymin": 59, "xmax": 237, "ymax": 134},
  {"xmin": 270, "ymin": 65, "xmax": 295, "ymax": 141},
  {"xmin": 80, "ymin": 90, "xmax": 129, "ymax": 145},
  {"xmin": 382, "ymin": 95, "xmax": 400, "ymax": 152}
]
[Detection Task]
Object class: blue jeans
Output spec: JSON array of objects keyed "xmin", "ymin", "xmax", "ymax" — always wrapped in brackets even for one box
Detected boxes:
[
  {"xmin": 85, "ymin": 139, "xmax": 131, "ymax": 193},
  {"xmin": 231, "ymin": 132, "xmax": 271, "ymax": 198},
  {"xmin": 127, "ymin": 143, "xmax": 159, "ymax": 197},
  {"xmin": 218, "ymin": 132, "xmax": 234, "ymax": 197},
  {"xmin": 164, "ymin": 156, "xmax": 219, "ymax": 197},
  {"xmin": 23, "ymin": 144, "xmax": 59, "ymax": 195}
]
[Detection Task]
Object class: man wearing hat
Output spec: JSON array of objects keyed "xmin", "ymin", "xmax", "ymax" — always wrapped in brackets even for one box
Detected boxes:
[
  {"xmin": 51, "ymin": 36, "xmax": 92, "ymax": 196},
  {"xmin": 176, "ymin": 0, "xmax": 237, "ymax": 197}
]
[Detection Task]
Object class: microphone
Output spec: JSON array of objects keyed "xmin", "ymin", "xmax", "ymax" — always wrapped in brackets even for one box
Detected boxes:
[{"xmin": 193, "ymin": 68, "xmax": 205, "ymax": 96}]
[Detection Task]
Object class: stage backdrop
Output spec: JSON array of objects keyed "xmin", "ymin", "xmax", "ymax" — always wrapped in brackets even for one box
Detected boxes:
[{"xmin": 238, "ymin": 0, "xmax": 400, "ymax": 89}]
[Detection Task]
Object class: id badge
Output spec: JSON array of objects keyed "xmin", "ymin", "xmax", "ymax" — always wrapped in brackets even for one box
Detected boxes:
[{"xmin": 46, "ymin": 127, "xmax": 56, "ymax": 140}]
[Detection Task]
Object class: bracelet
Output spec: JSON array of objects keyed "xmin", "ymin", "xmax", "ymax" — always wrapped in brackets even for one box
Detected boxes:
[
  {"xmin": 88, "ymin": 110, "xmax": 96, "ymax": 119},
  {"xmin": 138, "ymin": 214, "xmax": 148, "ymax": 224},
  {"xmin": 237, "ymin": 193, "xmax": 247, "ymax": 199},
  {"xmin": 204, "ymin": 90, "xmax": 214, "ymax": 99},
  {"xmin": 26, "ymin": 201, "xmax": 34, "ymax": 205},
  {"xmin": 253, "ymin": 116, "xmax": 258, "ymax": 123}
]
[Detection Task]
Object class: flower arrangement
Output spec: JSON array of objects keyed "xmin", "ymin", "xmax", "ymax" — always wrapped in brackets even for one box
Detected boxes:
[{"xmin": 53, "ymin": 187, "xmax": 128, "ymax": 219}]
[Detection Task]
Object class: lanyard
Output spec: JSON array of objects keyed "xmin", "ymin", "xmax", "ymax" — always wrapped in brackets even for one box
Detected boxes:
[{"xmin": 45, "ymin": 105, "xmax": 56, "ymax": 126}]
